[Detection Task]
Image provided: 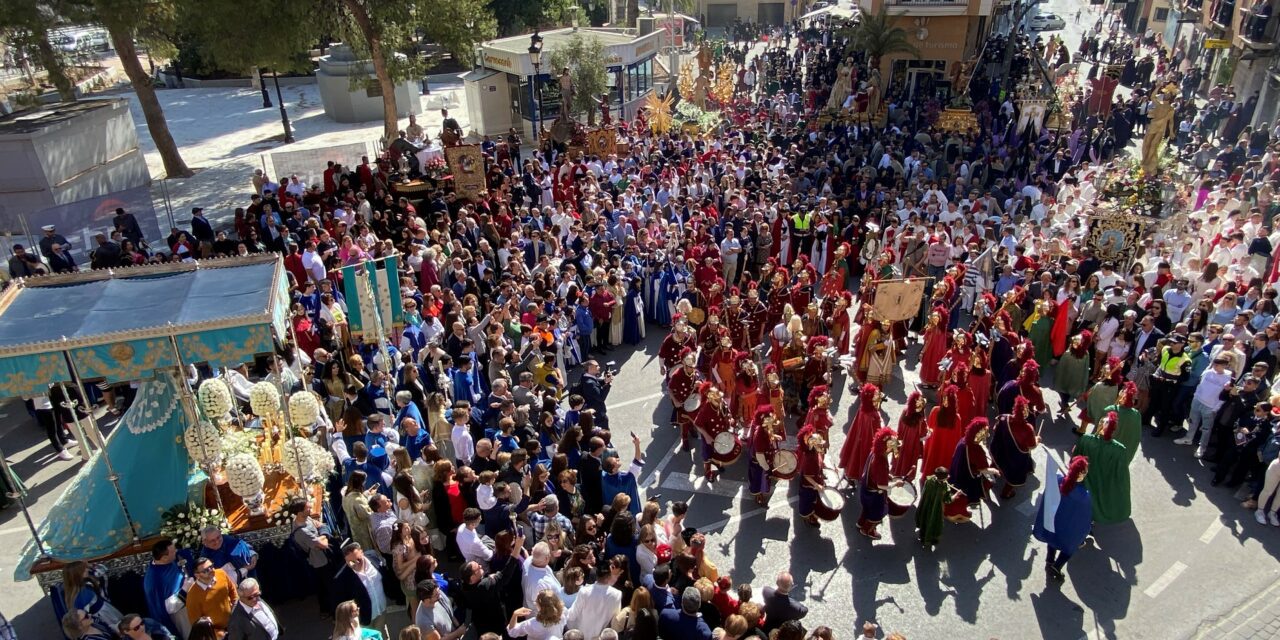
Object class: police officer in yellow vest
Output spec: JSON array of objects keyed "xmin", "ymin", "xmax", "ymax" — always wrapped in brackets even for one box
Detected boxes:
[
  {"xmin": 790, "ymin": 208, "xmax": 814, "ymax": 257},
  {"xmin": 1152, "ymin": 333, "xmax": 1193, "ymax": 436}
]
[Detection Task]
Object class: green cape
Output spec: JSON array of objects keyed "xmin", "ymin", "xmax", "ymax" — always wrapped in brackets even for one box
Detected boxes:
[
  {"xmin": 1101, "ymin": 404, "xmax": 1142, "ymax": 464},
  {"xmin": 1074, "ymin": 434, "xmax": 1131, "ymax": 524}
]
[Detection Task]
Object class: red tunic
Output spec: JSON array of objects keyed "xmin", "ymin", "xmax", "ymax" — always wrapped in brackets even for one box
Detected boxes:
[
  {"xmin": 921, "ymin": 407, "xmax": 963, "ymax": 477},
  {"xmin": 919, "ymin": 326, "xmax": 950, "ymax": 386},
  {"xmin": 658, "ymin": 333, "xmax": 688, "ymax": 370},
  {"xmin": 838, "ymin": 403, "xmax": 882, "ymax": 480},
  {"xmin": 892, "ymin": 413, "xmax": 927, "ymax": 482}
]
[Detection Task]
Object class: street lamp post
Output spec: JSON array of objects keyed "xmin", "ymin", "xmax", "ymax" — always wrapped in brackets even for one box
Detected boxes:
[
  {"xmin": 529, "ymin": 31, "xmax": 544, "ymax": 142},
  {"xmin": 256, "ymin": 67, "xmax": 272, "ymax": 108},
  {"xmin": 271, "ymin": 70, "xmax": 294, "ymax": 143}
]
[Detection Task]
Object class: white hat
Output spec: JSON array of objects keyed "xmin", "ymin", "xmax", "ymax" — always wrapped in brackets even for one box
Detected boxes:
[{"xmin": 41, "ymin": 225, "xmax": 55, "ymax": 232}]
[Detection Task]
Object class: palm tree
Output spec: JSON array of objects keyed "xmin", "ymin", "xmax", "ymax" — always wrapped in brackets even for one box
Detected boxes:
[{"xmin": 843, "ymin": 6, "xmax": 919, "ymax": 83}]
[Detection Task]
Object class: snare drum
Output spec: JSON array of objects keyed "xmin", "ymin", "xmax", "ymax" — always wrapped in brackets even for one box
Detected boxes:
[
  {"xmin": 682, "ymin": 395, "xmax": 702, "ymax": 412},
  {"xmin": 814, "ymin": 487, "xmax": 845, "ymax": 521},
  {"xmin": 768, "ymin": 449, "xmax": 799, "ymax": 479},
  {"xmin": 710, "ymin": 431, "xmax": 743, "ymax": 465},
  {"xmin": 886, "ymin": 478, "xmax": 918, "ymax": 506},
  {"xmin": 781, "ymin": 357, "xmax": 805, "ymax": 370}
]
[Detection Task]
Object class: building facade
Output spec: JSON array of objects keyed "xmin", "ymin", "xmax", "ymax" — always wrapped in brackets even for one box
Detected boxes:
[
  {"xmin": 693, "ymin": 0, "xmax": 800, "ymax": 29},
  {"xmin": 1166, "ymin": 0, "xmax": 1277, "ymax": 127},
  {"xmin": 466, "ymin": 28, "xmax": 659, "ymax": 139},
  {"xmin": 857, "ymin": 0, "xmax": 995, "ymax": 102}
]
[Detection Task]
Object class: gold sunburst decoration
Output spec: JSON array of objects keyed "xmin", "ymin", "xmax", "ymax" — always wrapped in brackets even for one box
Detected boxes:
[
  {"xmin": 678, "ymin": 60, "xmax": 696, "ymax": 101},
  {"xmin": 645, "ymin": 90, "xmax": 675, "ymax": 135},
  {"xmin": 712, "ymin": 63, "xmax": 735, "ymax": 104}
]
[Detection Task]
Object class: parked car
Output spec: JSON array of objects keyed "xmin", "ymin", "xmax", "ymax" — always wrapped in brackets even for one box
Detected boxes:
[{"xmin": 1028, "ymin": 13, "xmax": 1066, "ymax": 31}]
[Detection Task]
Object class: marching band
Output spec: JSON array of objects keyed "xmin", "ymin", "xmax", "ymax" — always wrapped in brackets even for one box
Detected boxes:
[{"xmin": 658, "ymin": 253, "xmax": 1053, "ymax": 539}]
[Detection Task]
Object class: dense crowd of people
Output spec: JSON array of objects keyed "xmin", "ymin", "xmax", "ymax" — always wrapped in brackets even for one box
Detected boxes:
[{"xmin": 15, "ymin": 4, "xmax": 1280, "ymax": 640}]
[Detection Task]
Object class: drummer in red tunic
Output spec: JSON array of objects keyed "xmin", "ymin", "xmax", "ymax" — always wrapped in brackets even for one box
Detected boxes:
[
  {"xmin": 697, "ymin": 308, "xmax": 728, "ymax": 377},
  {"xmin": 735, "ymin": 352, "xmax": 760, "ymax": 426},
  {"xmin": 892, "ymin": 391, "xmax": 929, "ymax": 483},
  {"xmin": 724, "ymin": 289, "xmax": 751, "ymax": 351},
  {"xmin": 747, "ymin": 405, "xmax": 783, "ymax": 505},
  {"xmin": 796, "ymin": 429, "xmax": 828, "ymax": 527},
  {"xmin": 658, "ymin": 321, "xmax": 693, "ymax": 375},
  {"xmin": 801, "ymin": 384, "xmax": 834, "ymax": 438},
  {"xmin": 743, "ymin": 282, "xmax": 769, "ymax": 347},
  {"xmin": 763, "ymin": 364, "xmax": 786, "ymax": 427},
  {"xmin": 858, "ymin": 428, "xmax": 911, "ymax": 540},
  {"xmin": 669, "ymin": 347, "xmax": 701, "ymax": 449},
  {"xmin": 693, "ymin": 382, "xmax": 736, "ymax": 482}
]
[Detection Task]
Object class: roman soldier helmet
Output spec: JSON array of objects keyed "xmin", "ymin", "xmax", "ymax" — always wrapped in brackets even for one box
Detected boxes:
[
  {"xmin": 964, "ymin": 417, "xmax": 990, "ymax": 443},
  {"xmin": 746, "ymin": 281, "xmax": 760, "ymax": 298},
  {"xmin": 679, "ymin": 346, "xmax": 696, "ymax": 367},
  {"xmin": 1019, "ymin": 360, "xmax": 1041, "ymax": 384},
  {"xmin": 859, "ymin": 382, "xmax": 880, "ymax": 404},
  {"xmin": 1061, "ymin": 455, "xmax": 1090, "ymax": 495},
  {"xmin": 1106, "ymin": 357, "xmax": 1125, "ymax": 385},
  {"xmin": 1099, "ymin": 411, "xmax": 1119, "ymax": 441},
  {"xmin": 979, "ymin": 292, "xmax": 999, "ymax": 316},
  {"xmin": 808, "ymin": 384, "xmax": 830, "ymax": 407},
  {"xmin": 940, "ymin": 384, "xmax": 959, "ymax": 407},
  {"xmin": 1119, "ymin": 381, "xmax": 1138, "ymax": 407},
  {"xmin": 727, "ymin": 287, "xmax": 742, "ymax": 306},
  {"xmin": 873, "ymin": 427, "xmax": 898, "ymax": 453},
  {"xmin": 808, "ymin": 335, "xmax": 830, "ymax": 354}
]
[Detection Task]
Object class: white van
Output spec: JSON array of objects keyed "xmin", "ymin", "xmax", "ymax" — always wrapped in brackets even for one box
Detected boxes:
[{"xmin": 51, "ymin": 28, "xmax": 111, "ymax": 54}]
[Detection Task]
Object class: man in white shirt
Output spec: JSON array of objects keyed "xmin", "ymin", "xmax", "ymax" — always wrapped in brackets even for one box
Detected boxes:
[
  {"xmin": 301, "ymin": 241, "xmax": 326, "ymax": 284},
  {"xmin": 456, "ymin": 508, "xmax": 493, "ymax": 565},
  {"xmin": 1178, "ymin": 356, "xmax": 1234, "ymax": 456},
  {"xmin": 521, "ymin": 542, "xmax": 563, "ymax": 608},
  {"xmin": 566, "ymin": 566, "xmax": 623, "ymax": 640},
  {"xmin": 720, "ymin": 228, "xmax": 742, "ymax": 285}
]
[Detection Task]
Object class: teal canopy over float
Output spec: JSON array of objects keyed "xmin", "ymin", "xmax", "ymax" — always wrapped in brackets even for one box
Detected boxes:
[{"xmin": 0, "ymin": 254, "xmax": 289, "ymax": 389}]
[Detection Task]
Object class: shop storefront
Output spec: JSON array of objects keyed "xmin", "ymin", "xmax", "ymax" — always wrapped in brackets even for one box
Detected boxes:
[{"xmin": 466, "ymin": 28, "xmax": 658, "ymax": 140}]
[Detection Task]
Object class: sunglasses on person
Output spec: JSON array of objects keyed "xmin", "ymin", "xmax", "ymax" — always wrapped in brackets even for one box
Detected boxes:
[{"xmin": 126, "ymin": 621, "xmax": 145, "ymax": 632}]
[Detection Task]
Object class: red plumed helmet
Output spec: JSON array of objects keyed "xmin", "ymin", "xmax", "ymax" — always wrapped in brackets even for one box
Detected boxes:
[
  {"xmin": 1100, "ymin": 411, "xmax": 1119, "ymax": 440},
  {"xmin": 859, "ymin": 383, "xmax": 880, "ymax": 403},
  {"xmin": 873, "ymin": 427, "xmax": 897, "ymax": 451},
  {"xmin": 808, "ymin": 385, "xmax": 830, "ymax": 405},
  {"xmin": 764, "ymin": 363, "xmax": 778, "ymax": 376},
  {"xmin": 964, "ymin": 417, "xmax": 990, "ymax": 442},
  {"xmin": 1120, "ymin": 381, "xmax": 1138, "ymax": 407},
  {"xmin": 1061, "ymin": 455, "xmax": 1090, "ymax": 495}
]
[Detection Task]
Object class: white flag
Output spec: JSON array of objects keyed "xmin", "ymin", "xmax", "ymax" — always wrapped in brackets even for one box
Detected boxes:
[{"xmin": 1041, "ymin": 449, "xmax": 1065, "ymax": 534}]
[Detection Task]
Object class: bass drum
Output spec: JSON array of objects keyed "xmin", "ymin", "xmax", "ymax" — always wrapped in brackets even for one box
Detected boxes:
[
  {"xmin": 768, "ymin": 449, "xmax": 799, "ymax": 479},
  {"xmin": 813, "ymin": 487, "xmax": 845, "ymax": 521},
  {"xmin": 710, "ymin": 431, "xmax": 743, "ymax": 465}
]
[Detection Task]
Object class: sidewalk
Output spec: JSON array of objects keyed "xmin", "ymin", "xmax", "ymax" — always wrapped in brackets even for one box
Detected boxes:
[
  {"xmin": 1194, "ymin": 579, "xmax": 1280, "ymax": 640},
  {"xmin": 108, "ymin": 77, "xmax": 470, "ymax": 234}
]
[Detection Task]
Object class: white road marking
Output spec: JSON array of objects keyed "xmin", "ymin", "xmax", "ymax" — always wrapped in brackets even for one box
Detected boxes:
[
  {"xmin": 640, "ymin": 443, "xmax": 680, "ymax": 489},
  {"xmin": 0, "ymin": 526, "xmax": 31, "ymax": 537},
  {"xmin": 1143, "ymin": 561, "xmax": 1187, "ymax": 599},
  {"xmin": 1199, "ymin": 518, "xmax": 1225, "ymax": 544},
  {"xmin": 610, "ymin": 392, "xmax": 665, "ymax": 410},
  {"xmin": 662, "ymin": 472, "xmax": 747, "ymax": 498}
]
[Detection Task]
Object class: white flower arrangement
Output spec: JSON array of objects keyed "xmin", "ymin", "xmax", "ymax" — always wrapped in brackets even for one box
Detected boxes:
[
  {"xmin": 249, "ymin": 382, "xmax": 281, "ymax": 417},
  {"xmin": 183, "ymin": 421, "xmax": 223, "ymax": 465},
  {"xmin": 224, "ymin": 453, "xmax": 265, "ymax": 498},
  {"xmin": 306, "ymin": 440, "xmax": 336, "ymax": 479},
  {"xmin": 220, "ymin": 429, "xmax": 259, "ymax": 459},
  {"xmin": 288, "ymin": 391, "xmax": 321, "ymax": 427},
  {"xmin": 197, "ymin": 378, "xmax": 233, "ymax": 420},
  {"xmin": 280, "ymin": 437, "xmax": 315, "ymax": 482},
  {"xmin": 160, "ymin": 503, "xmax": 229, "ymax": 548}
]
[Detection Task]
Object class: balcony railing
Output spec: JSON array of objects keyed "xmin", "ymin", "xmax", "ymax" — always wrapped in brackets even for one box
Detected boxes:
[{"xmin": 1239, "ymin": 5, "xmax": 1277, "ymax": 49}]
